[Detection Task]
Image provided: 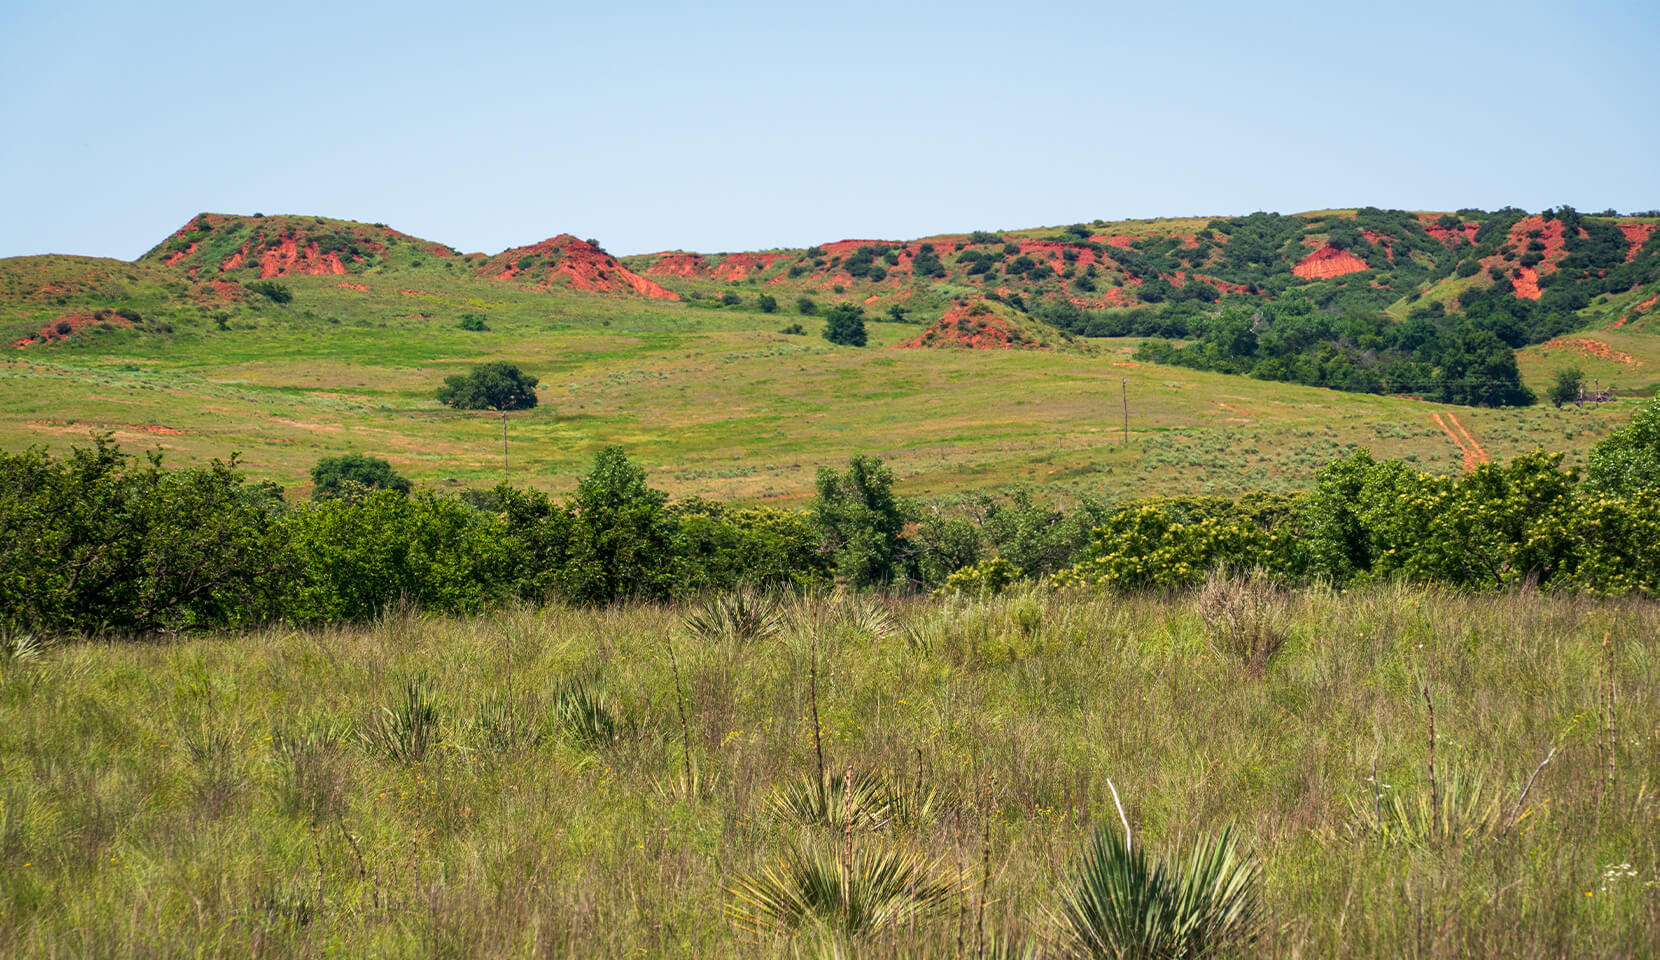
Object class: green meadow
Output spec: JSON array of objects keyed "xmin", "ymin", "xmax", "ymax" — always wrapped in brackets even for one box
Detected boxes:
[{"xmin": 5, "ymin": 265, "xmax": 1656, "ymax": 505}]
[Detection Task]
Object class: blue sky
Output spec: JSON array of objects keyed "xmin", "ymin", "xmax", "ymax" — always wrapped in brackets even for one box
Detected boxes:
[{"xmin": 1, "ymin": 0, "xmax": 1655, "ymax": 260}]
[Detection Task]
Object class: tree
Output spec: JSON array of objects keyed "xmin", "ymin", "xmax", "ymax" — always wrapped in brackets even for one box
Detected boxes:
[
  {"xmin": 310, "ymin": 452, "xmax": 411, "ymax": 501},
  {"xmin": 1549, "ymin": 366, "xmax": 1584, "ymax": 407},
  {"xmin": 813, "ymin": 454, "xmax": 911, "ymax": 586},
  {"xmin": 885, "ymin": 305, "xmax": 910, "ymax": 324},
  {"xmin": 821, "ymin": 302, "xmax": 868, "ymax": 347},
  {"xmin": 796, "ymin": 296, "xmax": 818, "ymax": 316},
  {"xmin": 436, "ymin": 361, "xmax": 539, "ymax": 411},
  {"xmin": 1586, "ymin": 397, "xmax": 1660, "ymax": 497},
  {"xmin": 758, "ymin": 294, "xmax": 778, "ymax": 313}
]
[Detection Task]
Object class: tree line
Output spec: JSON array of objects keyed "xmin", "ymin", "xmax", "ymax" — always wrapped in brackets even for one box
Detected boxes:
[{"xmin": 3, "ymin": 399, "xmax": 1658, "ymax": 636}]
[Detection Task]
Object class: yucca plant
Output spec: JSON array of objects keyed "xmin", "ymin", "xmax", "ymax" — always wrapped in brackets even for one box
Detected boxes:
[
  {"xmin": 551, "ymin": 676, "xmax": 621, "ymax": 747},
  {"xmin": 727, "ymin": 844, "xmax": 956, "ymax": 939},
  {"xmin": 682, "ymin": 589, "xmax": 785, "ymax": 644},
  {"xmin": 759, "ymin": 770, "xmax": 894, "ymax": 830},
  {"xmin": 1343, "ymin": 768, "xmax": 1508, "ymax": 846},
  {"xmin": 469, "ymin": 693, "xmax": 542, "ymax": 755},
  {"xmin": 360, "ymin": 678, "xmax": 440, "ymax": 764},
  {"xmin": 0, "ymin": 626, "xmax": 48, "ymax": 667},
  {"xmin": 1058, "ymin": 824, "xmax": 1261, "ymax": 960},
  {"xmin": 840, "ymin": 595, "xmax": 898, "ymax": 643}
]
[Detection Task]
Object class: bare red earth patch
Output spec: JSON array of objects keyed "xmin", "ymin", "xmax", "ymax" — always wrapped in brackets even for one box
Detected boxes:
[
  {"xmin": 259, "ymin": 235, "xmax": 347, "ymax": 278},
  {"xmin": 1544, "ymin": 337, "xmax": 1640, "ymax": 365},
  {"xmin": 1620, "ymin": 223, "xmax": 1656, "ymax": 261},
  {"xmin": 480, "ymin": 235, "xmax": 678, "ymax": 300},
  {"xmin": 894, "ymin": 301, "xmax": 1044, "ymax": 350},
  {"xmin": 711, "ymin": 253, "xmax": 783, "ymax": 281},
  {"xmin": 11, "ymin": 311, "xmax": 133, "ymax": 348},
  {"xmin": 1293, "ymin": 245, "xmax": 1368, "ymax": 279},
  {"xmin": 643, "ymin": 253, "xmax": 706, "ymax": 277},
  {"xmin": 338, "ymin": 281, "xmax": 369, "ymax": 292}
]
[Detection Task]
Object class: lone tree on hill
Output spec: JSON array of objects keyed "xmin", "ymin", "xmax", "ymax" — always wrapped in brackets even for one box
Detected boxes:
[
  {"xmin": 436, "ymin": 361, "xmax": 539, "ymax": 412},
  {"xmin": 436, "ymin": 361, "xmax": 540, "ymax": 478},
  {"xmin": 310, "ymin": 452, "xmax": 410, "ymax": 501},
  {"xmin": 822, "ymin": 302, "xmax": 868, "ymax": 347}
]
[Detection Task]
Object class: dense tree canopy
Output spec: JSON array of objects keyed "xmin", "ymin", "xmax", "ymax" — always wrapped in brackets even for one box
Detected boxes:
[{"xmin": 436, "ymin": 362, "xmax": 539, "ymax": 411}]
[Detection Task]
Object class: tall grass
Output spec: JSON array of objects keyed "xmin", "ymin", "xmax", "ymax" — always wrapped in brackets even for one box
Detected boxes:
[{"xmin": 0, "ymin": 587, "xmax": 1655, "ymax": 957}]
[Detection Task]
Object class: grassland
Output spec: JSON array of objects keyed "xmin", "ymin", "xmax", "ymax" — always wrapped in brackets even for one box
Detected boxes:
[
  {"xmin": 1, "ymin": 585, "xmax": 1655, "ymax": 957},
  {"xmin": 5, "ymin": 264, "xmax": 1657, "ymax": 505}
]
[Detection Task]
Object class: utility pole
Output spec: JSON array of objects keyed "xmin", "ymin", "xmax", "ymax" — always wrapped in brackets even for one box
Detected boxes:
[{"xmin": 1121, "ymin": 378, "xmax": 1129, "ymax": 447}]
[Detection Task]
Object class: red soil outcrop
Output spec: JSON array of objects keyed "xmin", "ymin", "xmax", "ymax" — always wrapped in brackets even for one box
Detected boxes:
[
  {"xmin": 894, "ymin": 301, "xmax": 1045, "ymax": 350},
  {"xmin": 643, "ymin": 253, "xmax": 706, "ymax": 277},
  {"xmin": 1292, "ymin": 245, "xmax": 1369, "ymax": 279},
  {"xmin": 1421, "ymin": 217, "xmax": 1480, "ymax": 246},
  {"xmin": 11, "ymin": 311, "xmax": 133, "ymax": 348},
  {"xmin": 1544, "ymin": 337, "xmax": 1639, "ymax": 365},
  {"xmin": 338, "ymin": 281, "xmax": 369, "ymax": 292},
  {"xmin": 1620, "ymin": 223, "xmax": 1656, "ymax": 261},
  {"xmin": 711, "ymin": 253, "xmax": 783, "ymax": 281},
  {"xmin": 1513, "ymin": 267, "xmax": 1542, "ymax": 300},
  {"xmin": 258, "ymin": 235, "xmax": 347, "ymax": 278},
  {"xmin": 164, "ymin": 242, "xmax": 198, "ymax": 266},
  {"xmin": 479, "ymin": 236, "xmax": 678, "ymax": 300}
]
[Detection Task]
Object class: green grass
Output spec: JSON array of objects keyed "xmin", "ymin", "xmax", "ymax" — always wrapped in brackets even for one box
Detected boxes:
[
  {"xmin": 1, "ymin": 585, "xmax": 1655, "ymax": 957},
  {"xmin": 3, "ymin": 266, "xmax": 1652, "ymax": 504}
]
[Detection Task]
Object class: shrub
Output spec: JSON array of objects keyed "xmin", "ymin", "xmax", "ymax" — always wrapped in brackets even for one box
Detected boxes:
[
  {"xmin": 721, "ymin": 291, "xmax": 741, "ymax": 306},
  {"xmin": 286, "ymin": 490, "xmax": 515, "ymax": 621},
  {"xmin": 309, "ymin": 452, "xmax": 410, "ymax": 501},
  {"xmin": 0, "ymin": 438, "xmax": 291, "ymax": 634},
  {"xmin": 1549, "ymin": 366, "xmax": 1583, "ymax": 407},
  {"xmin": 758, "ymin": 293, "xmax": 778, "ymax": 313},
  {"xmin": 780, "ymin": 323, "xmax": 806, "ymax": 335},
  {"xmin": 814, "ymin": 455, "xmax": 911, "ymax": 587},
  {"xmin": 246, "ymin": 280, "xmax": 293, "ymax": 304},
  {"xmin": 821, "ymin": 302, "xmax": 867, "ymax": 347},
  {"xmin": 1196, "ymin": 567, "xmax": 1294, "ymax": 676},
  {"xmin": 436, "ymin": 361, "xmax": 539, "ymax": 411},
  {"xmin": 726, "ymin": 844, "xmax": 955, "ymax": 939},
  {"xmin": 796, "ymin": 296, "xmax": 818, "ymax": 315},
  {"xmin": 933, "ymin": 557, "xmax": 1022, "ymax": 597},
  {"xmin": 1586, "ymin": 396, "xmax": 1660, "ymax": 497},
  {"xmin": 458, "ymin": 314, "xmax": 488, "ymax": 331}
]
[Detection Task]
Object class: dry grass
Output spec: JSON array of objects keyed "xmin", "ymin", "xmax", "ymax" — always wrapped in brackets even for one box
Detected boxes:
[{"xmin": 0, "ymin": 587, "xmax": 1656, "ymax": 957}]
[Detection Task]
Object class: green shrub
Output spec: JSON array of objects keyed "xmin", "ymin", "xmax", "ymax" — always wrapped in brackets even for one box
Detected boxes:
[
  {"xmin": 436, "ymin": 361, "xmax": 539, "ymax": 411},
  {"xmin": 1586, "ymin": 396, "xmax": 1660, "ymax": 497},
  {"xmin": 813, "ymin": 455, "xmax": 910, "ymax": 586},
  {"xmin": 285, "ymin": 490, "xmax": 515, "ymax": 621},
  {"xmin": 0, "ymin": 437, "xmax": 291, "ymax": 634},
  {"xmin": 309, "ymin": 452, "xmax": 410, "ymax": 501},
  {"xmin": 458, "ymin": 314, "xmax": 488, "ymax": 331},
  {"xmin": 821, "ymin": 302, "xmax": 867, "ymax": 347},
  {"xmin": 246, "ymin": 280, "xmax": 293, "ymax": 304},
  {"xmin": 758, "ymin": 293, "xmax": 778, "ymax": 313}
]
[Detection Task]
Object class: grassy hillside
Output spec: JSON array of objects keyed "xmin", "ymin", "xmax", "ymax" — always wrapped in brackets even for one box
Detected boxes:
[
  {"xmin": 3, "ymin": 209, "xmax": 1659, "ymax": 502},
  {"xmin": 1, "ymin": 586, "xmax": 1654, "ymax": 957}
]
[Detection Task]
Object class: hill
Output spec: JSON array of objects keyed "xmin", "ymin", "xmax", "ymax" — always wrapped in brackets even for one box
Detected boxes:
[{"xmin": 3, "ymin": 206, "xmax": 1659, "ymax": 502}]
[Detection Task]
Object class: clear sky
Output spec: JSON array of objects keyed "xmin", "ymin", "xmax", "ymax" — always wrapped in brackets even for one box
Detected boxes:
[{"xmin": 2, "ymin": 0, "xmax": 1655, "ymax": 261}]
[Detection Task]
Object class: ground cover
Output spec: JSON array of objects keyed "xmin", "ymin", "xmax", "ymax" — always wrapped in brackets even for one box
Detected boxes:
[{"xmin": 1, "ymin": 586, "xmax": 1654, "ymax": 957}]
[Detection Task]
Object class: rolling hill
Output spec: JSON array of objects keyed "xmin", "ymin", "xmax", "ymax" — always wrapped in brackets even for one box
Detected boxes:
[{"xmin": 3, "ymin": 207, "xmax": 1658, "ymax": 501}]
